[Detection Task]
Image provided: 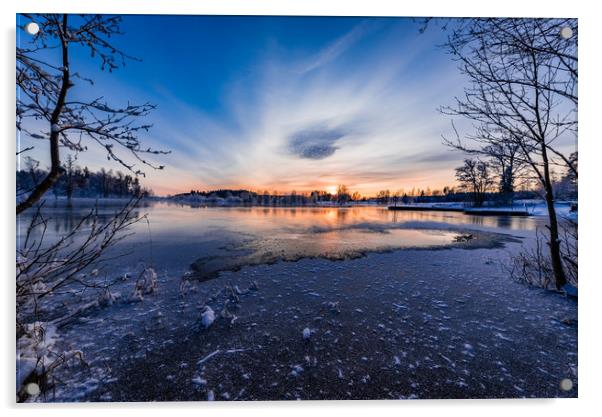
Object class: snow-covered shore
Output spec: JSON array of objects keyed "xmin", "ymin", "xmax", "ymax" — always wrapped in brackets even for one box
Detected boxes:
[
  {"xmin": 388, "ymin": 200, "xmax": 577, "ymax": 219},
  {"xmin": 47, "ymin": 237, "xmax": 576, "ymax": 401}
]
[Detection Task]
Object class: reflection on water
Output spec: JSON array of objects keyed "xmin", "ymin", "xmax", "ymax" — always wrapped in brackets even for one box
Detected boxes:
[
  {"xmin": 17, "ymin": 204, "xmax": 143, "ymax": 246},
  {"xmin": 18, "ymin": 201, "xmax": 541, "ymax": 245},
  {"xmin": 17, "ymin": 200, "xmax": 541, "ymax": 275},
  {"xmin": 141, "ymin": 202, "xmax": 541, "ymax": 236},
  {"xmin": 387, "ymin": 209, "xmax": 538, "ymax": 231}
]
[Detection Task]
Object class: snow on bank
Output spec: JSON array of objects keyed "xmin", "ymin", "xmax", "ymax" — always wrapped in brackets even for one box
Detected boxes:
[
  {"xmin": 16, "ymin": 322, "xmax": 60, "ymax": 392},
  {"xmin": 391, "ymin": 200, "xmax": 577, "ymax": 220},
  {"xmin": 16, "ymin": 322, "xmax": 85, "ymax": 401}
]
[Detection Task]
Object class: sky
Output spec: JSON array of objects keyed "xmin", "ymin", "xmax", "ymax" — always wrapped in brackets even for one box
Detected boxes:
[{"xmin": 18, "ymin": 15, "xmax": 487, "ymax": 196}]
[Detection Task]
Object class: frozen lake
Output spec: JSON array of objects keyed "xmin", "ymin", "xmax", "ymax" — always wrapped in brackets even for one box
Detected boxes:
[
  {"xmin": 17, "ymin": 200, "xmax": 576, "ymax": 401},
  {"xmin": 18, "ymin": 200, "xmax": 542, "ymax": 275}
]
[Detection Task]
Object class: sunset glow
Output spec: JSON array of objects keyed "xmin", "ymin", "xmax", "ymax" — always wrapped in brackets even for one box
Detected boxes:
[{"xmin": 326, "ymin": 185, "xmax": 338, "ymax": 195}]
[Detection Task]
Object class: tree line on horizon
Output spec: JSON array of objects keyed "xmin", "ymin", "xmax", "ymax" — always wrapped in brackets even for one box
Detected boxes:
[
  {"xmin": 454, "ymin": 151, "xmax": 577, "ymax": 208},
  {"xmin": 171, "ymin": 181, "xmax": 559, "ymax": 207},
  {"xmin": 17, "ymin": 155, "xmax": 153, "ymax": 201}
]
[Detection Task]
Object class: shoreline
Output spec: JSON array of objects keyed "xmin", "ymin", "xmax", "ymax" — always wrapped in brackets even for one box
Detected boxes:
[
  {"xmin": 17, "ymin": 196, "xmax": 577, "ymax": 221},
  {"xmin": 388, "ymin": 206, "xmax": 531, "ymax": 216}
]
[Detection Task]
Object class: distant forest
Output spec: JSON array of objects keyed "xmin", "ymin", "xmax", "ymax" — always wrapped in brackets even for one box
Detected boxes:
[
  {"xmin": 17, "ymin": 156, "xmax": 152, "ymax": 200},
  {"xmin": 171, "ymin": 164, "xmax": 577, "ymax": 207},
  {"xmin": 172, "ymin": 187, "xmax": 550, "ymax": 207}
]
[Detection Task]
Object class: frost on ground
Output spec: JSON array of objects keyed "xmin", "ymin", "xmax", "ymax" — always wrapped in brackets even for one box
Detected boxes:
[{"xmin": 38, "ymin": 242, "xmax": 576, "ymax": 401}]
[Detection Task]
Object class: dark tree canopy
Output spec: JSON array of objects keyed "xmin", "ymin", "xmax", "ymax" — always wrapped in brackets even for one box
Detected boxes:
[
  {"xmin": 455, "ymin": 159, "xmax": 494, "ymax": 207},
  {"xmin": 17, "ymin": 160, "xmax": 153, "ymax": 200}
]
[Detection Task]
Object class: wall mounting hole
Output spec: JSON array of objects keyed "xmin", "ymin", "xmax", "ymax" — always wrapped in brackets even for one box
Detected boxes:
[
  {"xmin": 25, "ymin": 22, "xmax": 40, "ymax": 36},
  {"xmin": 560, "ymin": 378, "xmax": 573, "ymax": 391},
  {"xmin": 25, "ymin": 382, "xmax": 40, "ymax": 396},
  {"xmin": 560, "ymin": 26, "xmax": 573, "ymax": 39}
]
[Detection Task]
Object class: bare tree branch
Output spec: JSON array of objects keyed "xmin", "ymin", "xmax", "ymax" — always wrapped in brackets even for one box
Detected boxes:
[
  {"xmin": 17, "ymin": 14, "xmax": 170, "ymax": 214},
  {"xmin": 435, "ymin": 18, "xmax": 577, "ymax": 289}
]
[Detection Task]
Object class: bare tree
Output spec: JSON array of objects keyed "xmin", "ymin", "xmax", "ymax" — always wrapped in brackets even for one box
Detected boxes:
[
  {"xmin": 439, "ymin": 18, "xmax": 577, "ymax": 289},
  {"xmin": 17, "ymin": 14, "xmax": 170, "ymax": 214},
  {"xmin": 455, "ymin": 159, "xmax": 494, "ymax": 207},
  {"xmin": 16, "ymin": 198, "xmax": 149, "ymax": 399},
  {"xmin": 17, "ymin": 200, "xmax": 141, "ymax": 327},
  {"xmin": 481, "ymin": 140, "xmax": 528, "ymax": 204},
  {"xmin": 64, "ymin": 154, "xmax": 76, "ymax": 204},
  {"xmin": 17, "ymin": 156, "xmax": 44, "ymax": 198},
  {"xmin": 336, "ymin": 185, "xmax": 350, "ymax": 205},
  {"xmin": 376, "ymin": 189, "xmax": 391, "ymax": 205}
]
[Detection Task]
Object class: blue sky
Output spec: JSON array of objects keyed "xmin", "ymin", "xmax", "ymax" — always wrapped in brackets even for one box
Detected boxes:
[{"xmin": 19, "ymin": 15, "xmax": 477, "ymax": 196}]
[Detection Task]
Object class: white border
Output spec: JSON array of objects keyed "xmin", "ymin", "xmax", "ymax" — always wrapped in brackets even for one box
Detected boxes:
[
  {"xmin": 2, "ymin": 1, "xmax": 600, "ymax": 416},
  {"xmin": 11, "ymin": 0, "xmax": 581, "ymax": 18}
]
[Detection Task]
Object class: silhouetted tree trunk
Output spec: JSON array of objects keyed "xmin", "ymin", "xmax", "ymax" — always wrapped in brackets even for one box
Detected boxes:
[
  {"xmin": 540, "ymin": 140, "xmax": 567, "ymax": 288},
  {"xmin": 17, "ymin": 15, "xmax": 69, "ymax": 214}
]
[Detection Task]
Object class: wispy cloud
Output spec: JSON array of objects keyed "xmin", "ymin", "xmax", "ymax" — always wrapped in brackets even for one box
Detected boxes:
[
  {"xmin": 297, "ymin": 20, "xmax": 373, "ymax": 74},
  {"xmin": 132, "ymin": 23, "xmax": 469, "ymax": 195}
]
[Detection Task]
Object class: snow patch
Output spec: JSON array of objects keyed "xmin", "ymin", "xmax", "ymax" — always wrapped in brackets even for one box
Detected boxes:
[{"xmin": 200, "ymin": 306, "xmax": 216, "ymax": 329}]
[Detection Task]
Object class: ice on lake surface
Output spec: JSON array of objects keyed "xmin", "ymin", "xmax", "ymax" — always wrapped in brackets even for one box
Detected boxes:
[
  {"xmin": 16, "ymin": 201, "xmax": 577, "ymax": 401},
  {"xmin": 17, "ymin": 201, "xmax": 538, "ymax": 271}
]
